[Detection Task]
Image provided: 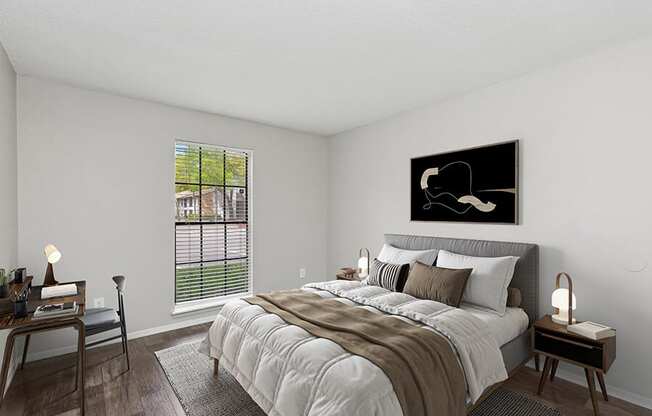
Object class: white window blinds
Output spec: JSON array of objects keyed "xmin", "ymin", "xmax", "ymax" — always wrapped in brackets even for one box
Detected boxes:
[{"xmin": 175, "ymin": 141, "xmax": 251, "ymax": 304}]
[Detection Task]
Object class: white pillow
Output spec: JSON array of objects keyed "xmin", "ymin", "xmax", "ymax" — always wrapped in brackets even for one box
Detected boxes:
[
  {"xmin": 436, "ymin": 250, "xmax": 518, "ymax": 316},
  {"xmin": 377, "ymin": 244, "xmax": 438, "ymax": 267}
]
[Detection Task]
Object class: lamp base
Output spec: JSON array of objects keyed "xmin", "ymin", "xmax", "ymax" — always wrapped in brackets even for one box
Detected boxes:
[
  {"xmin": 552, "ymin": 313, "xmax": 576, "ymax": 325},
  {"xmin": 44, "ymin": 263, "xmax": 59, "ymax": 286}
]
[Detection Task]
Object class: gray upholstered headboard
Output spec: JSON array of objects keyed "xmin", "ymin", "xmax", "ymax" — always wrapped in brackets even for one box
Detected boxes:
[{"xmin": 384, "ymin": 234, "xmax": 539, "ymax": 325}]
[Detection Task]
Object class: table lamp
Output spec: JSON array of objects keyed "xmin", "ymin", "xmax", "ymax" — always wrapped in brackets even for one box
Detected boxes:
[
  {"xmin": 551, "ymin": 272, "xmax": 576, "ymax": 325},
  {"xmin": 357, "ymin": 248, "xmax": 370, "ymax": 278},
  {"xmin": 44, "ymin": 244, "xmax": 61, "ymax": 286}
]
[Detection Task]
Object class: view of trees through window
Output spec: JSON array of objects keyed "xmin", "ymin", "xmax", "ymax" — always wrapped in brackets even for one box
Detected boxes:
[{"xmin": 175, "ymin": 142, "xmax": 250, "ymax": 303}]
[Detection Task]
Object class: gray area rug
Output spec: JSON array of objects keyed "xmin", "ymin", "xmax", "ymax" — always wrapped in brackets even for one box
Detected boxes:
[{"xmin": 155, "ymin": 342, "xmax": 561, "ymax": 416}]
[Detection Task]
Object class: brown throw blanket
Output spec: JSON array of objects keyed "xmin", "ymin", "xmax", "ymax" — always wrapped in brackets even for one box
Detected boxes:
[{"xmin": 245, "ymin": 290, "xmax": 466, "ymax": 416}]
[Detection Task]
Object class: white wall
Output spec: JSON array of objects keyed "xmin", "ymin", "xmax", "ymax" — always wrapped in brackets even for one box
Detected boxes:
[
  {"xmin": 0, "ymin": 40, "xmax": 22, "ymax": 394},
  {"xmin": 0, "ymin": 41, "xmax": 17, "ymax": 269},
  {"xmin": 17, "ymin": 76, "xmax": 328, "ymax": 355},
  {"xmin": 328, "ymin": 36, "xmax": 652, "ymax": 404}
]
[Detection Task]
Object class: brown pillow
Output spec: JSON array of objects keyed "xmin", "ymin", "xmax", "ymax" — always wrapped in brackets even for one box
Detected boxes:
[
  {"xmin": 402, "ymin": 261, "xmax": 472, "ymax": 307},
  {"xmin": 506, "ymin": 288, "xmax": 522, "ymax": 308}
]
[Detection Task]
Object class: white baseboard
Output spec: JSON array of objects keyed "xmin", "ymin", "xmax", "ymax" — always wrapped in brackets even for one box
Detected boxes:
[
  {"xmin": 525, "ymin": 361, "xmax": 652, "ymax": 410},
  {"xmin": 25, "ymin": 313, "xmax": 217, "ymax": 363}
]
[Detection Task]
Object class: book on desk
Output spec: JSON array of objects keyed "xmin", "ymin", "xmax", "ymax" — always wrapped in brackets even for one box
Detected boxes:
[
  {"xmin": 33, "ymin": 301, "xmax": 79, "ymax": 320},
  {"xmin": 40, "ymin": 283, "xmax": 78, "ymax": 299}
]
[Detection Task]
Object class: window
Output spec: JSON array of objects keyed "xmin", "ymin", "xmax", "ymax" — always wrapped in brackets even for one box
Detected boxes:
[{"xmin": 174, "ymin": 141, "xmax": 251, "ymax": 307}]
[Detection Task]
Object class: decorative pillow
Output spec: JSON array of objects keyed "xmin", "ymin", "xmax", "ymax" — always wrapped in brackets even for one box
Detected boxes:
[
  {"xmin": 436, "ymin": 250, "xmax": 519, "ymax": 316},
  {"xmin": 403, "ymin": 262, "xmax": 472, "ymax": 307},
  {"xmin": 506, "ymin": 288, "xmax": 522, "ymax": 308},
  {"xmin": 367, "ymin": 258, "xmax": 410, "ymax": 292},
  {"xmin": 377, "ymin": 244, "xmax": 438, "ymax": 267}
]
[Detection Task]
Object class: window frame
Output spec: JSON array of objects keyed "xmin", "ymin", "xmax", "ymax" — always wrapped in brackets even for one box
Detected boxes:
[{"xmin": 172, "ymin": 140, "xmax": 253, "ymax": 315}]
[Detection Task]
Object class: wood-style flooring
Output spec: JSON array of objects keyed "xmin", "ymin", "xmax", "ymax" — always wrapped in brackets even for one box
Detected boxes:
[{"xmin": 0, "ymin": 323, "xmax": 649, "ymax": 416}]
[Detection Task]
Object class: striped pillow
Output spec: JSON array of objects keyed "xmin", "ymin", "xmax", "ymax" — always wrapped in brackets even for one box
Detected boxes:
[{"xmin": 367, "ymin": 258, "xmax": 410, "ymax": 292}]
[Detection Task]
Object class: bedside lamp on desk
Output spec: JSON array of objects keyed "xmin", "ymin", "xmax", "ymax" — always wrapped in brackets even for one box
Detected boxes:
[{"xmin": 43, "ymin": 244, "xmax": 61, "ymax": 286}]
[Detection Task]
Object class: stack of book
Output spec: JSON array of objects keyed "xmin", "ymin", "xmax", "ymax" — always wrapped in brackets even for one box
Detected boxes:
[
  {"xmin": 33, "ymin": 301, "xmax": 79, "ymax": 320},
  {"xmin": 568, "ymin": 321, "xmax": 616, "ymax": 340}
]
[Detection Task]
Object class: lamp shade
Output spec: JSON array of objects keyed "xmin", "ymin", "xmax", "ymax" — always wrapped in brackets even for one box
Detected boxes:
[
  {"xmin": 44, "ymin": 244, "xmax": 62, "ymax": 264},
  {"xmin": 551, "ymin": 288, "xmax": 576, "ymax": 310},
  {"xmin": 551, "ymin": 287, "xmax": 577, "ymax": 324},
  {"xmin": 357, "ymin": 247, "xmax": 370, "ymax": 278},
  {"xmin": 357, "ymin": 256, "xmax": 369, "ymax": 278}
]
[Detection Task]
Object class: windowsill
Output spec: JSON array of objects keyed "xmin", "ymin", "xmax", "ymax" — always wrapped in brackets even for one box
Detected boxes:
[{"xmin": 171, "ymin": 292, "xmax": 251, "ymax": 316}]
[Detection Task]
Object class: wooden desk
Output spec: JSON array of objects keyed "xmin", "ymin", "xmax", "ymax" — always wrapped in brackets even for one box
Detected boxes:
[{"xmin": 0, "ymin": 281, "xmax": 86, "ymax": 415}]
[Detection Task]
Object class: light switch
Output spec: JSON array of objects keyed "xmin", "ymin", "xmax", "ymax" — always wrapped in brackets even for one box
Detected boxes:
[{"xmin": 94, "ymin": 297, "xmax": 105, "ymax": 308}]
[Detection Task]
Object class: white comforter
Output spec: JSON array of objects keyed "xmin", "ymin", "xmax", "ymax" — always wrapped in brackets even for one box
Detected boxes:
[{"xmin": 200, "ymin": 280, "xmax": 507, "ymax": 416}]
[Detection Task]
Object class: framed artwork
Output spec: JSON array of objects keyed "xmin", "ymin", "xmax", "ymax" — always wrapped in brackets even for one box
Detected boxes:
[{"xmin": 410, "ymin": 140, "xmax": 519, "ymax": 224}]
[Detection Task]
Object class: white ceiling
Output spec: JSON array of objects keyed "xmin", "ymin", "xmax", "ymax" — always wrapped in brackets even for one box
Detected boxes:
[{"xmin": 2, "ymin": 1, "xmax": 652, "ymax": 135}]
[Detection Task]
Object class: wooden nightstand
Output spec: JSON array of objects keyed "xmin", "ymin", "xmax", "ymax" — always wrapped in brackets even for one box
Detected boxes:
[
  {"xmin": 533, "ymin": 315, "xmax": 616, "ymax": 416},
  {"xmin": 335, "ymin": 271, "xmax": 362, "ymax": 281}
]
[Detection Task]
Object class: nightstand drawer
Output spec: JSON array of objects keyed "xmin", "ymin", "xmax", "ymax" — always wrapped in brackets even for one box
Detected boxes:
[{"xmin": 535, "ymin": 331, "xmax": 603, "ymax": 369}]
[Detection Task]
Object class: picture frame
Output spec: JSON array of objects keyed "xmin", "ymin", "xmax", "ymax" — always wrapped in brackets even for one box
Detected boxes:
[{"xmin": 410, "ymin": 140, "xmax": 519, "ymax": 224}]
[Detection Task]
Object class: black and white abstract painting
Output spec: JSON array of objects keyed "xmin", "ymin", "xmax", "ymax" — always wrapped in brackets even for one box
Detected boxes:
[{"xmin": 410, "ymin": 140, "xmax": 518, "ymax": 223}]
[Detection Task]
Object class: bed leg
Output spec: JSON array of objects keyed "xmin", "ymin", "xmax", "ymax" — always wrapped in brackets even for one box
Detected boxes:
[{"xmin": 213, "ymin": 358, "xmax": 219, "ymax": 377}]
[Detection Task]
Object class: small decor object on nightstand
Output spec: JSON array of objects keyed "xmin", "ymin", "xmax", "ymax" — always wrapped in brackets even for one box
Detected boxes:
[
  {"xmin": 357, "ymin": 248, "xmax": 370, "ymax": 278},
  {"xmin": 43, "ymin": 244, "xmax": 62, "ymax": 286},
  {"xmin": 336, "ymin": 268, "xmax": 360, "ymax": 281},
  {"xmin": 340, "ymin": 267, "xmax": 356, "ymax": 276},
  {"xmin": 534, "ymin": 315, "xmax": 616, "ymax": 416},
  {"xmin": 551, "ymin": 272, "xmax": 576, "ymax": 324}
]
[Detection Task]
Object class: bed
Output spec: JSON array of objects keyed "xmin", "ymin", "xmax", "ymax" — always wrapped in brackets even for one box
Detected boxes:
[{"xmin": 201, "ymin": 234, "xmax": 539, "ymax": 415}]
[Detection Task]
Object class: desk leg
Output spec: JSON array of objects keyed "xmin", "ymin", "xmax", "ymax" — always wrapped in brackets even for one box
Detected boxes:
[
  {"xmin": 0, "ymin": 330, "xmax": 17, "ymax": 404},
  {"xmin": 585, "ymin": 368, "xmax": 600, "ymax": 416},
  {"xmin": 76, "ymin": 320, "xmax": 86, "ymax": 416},
  {"xmin": 74, "ymin": 332, "xmax": 80, "ymax": 392},
  {"xmin": 21, "ymin": 334, "xmax": 30, "ymax": 370}
]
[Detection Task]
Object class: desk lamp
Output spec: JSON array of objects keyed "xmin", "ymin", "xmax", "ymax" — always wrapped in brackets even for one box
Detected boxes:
[{"xmin": 44, "ymin": 244, "xmax": 61, "ymax": 286}]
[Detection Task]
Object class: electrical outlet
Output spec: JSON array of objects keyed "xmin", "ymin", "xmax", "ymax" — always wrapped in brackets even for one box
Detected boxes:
[
  {"xmin": 93, "ymin": 297, "xmax": 105, "ymax": 308},
  {"xmin": 299, "ymin": 268, "xmax": 307, "ymax": 279}
]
